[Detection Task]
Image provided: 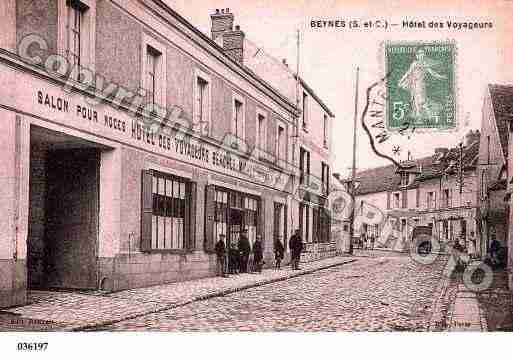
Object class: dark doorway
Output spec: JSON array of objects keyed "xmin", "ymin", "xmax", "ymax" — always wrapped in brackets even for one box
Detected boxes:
[
  {"xmin": 44, "ymin": 149, "xmax": 100, "ymax": 289},
  {"xmin": 28, "ymin": 126, "xmax": 102, "ymax": 290}
]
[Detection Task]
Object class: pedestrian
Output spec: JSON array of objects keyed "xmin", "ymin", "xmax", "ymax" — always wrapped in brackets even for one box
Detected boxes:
[
  {"xmin": 361, "ymin": 232, "xmax": 367, "ymax": 249},
  {"xmin": 370, "ymin": 234, "xmax": 375, "ymax": 250},
  {"xmin": 238, "ymin": 228, "xmax": 251, "ymax": 273},
  {"xmin": 289, "ymin": 229, "xmax": 303, "ymax": 270},
  {"xmin": 274, "ymin": 239, "xmax": 285, "ymax": 269},
  {"xmin": 215, "ymin": 234, "xmax": 227, "ymax": 277},
  {"xmin": 253, "ymin": 235, "xmax": 264, "ymax": 273},
  {"xmin": 467, "ymin": 231, "xmax": 476, "ymax": 259},
  {"xmin": 228, "ymin": 241, "xmax": 240, "ymax": 274}
]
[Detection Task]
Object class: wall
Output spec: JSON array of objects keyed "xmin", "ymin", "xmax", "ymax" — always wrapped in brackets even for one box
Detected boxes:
[
  {"xmin": 16, "ymin": 0, "xmax": 58, "ymax": 56},
  {"xmin": 0, "ymin": 110, "xmax": 26, "ymax": 308},
  {"xmin": 95, "ymin": 0, "xmax": 142, "ymax": 92}
]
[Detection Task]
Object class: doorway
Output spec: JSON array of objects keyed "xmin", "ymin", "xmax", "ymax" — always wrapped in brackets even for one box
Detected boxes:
[{"xmin": 27, "ymin": 126, "xmax": 104, "ymax": 290}]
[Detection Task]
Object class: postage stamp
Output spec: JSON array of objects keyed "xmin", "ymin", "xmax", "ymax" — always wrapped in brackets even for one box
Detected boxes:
[{"xmin": 385, "ymin": 41, "xmax": 457, "ymax": 131}]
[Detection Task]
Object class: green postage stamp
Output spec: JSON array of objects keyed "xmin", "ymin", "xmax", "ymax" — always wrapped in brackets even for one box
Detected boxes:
[{"xmin": 385, "ymin": 41, "xmax": 456, "ymax": 131}]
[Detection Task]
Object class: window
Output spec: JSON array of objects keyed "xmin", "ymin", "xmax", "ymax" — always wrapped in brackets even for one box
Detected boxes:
[
  {"xmin": 277, "ymin": 124, "xmax": 285, "ymax": 162},
  {"xmin": 67, "ymin": 1, "xmax": 85, "ymax": 69},
  {"xmin": 145, "ymin": 46, "xmax": 159, "ymax": 106},
  {"xmin": 299, "ymin": 147, "xmax": 310, "ymax": 185},
  {"xmin": 150, "ymin": 172, "xmax": 191, "ymax": 250},
  {"xmin": 142, "ymin": 35, "xmax": 167, "ymax": 109},
  {"xmin": 323, "ymin": 114, "xmax": 328, "ymax": 148},
  {"xmin": 400, "ymin": 172, "xmax": 409, "ymax": 187},
  {"xmin": 321, "ymin": 162, "xmax": 330, "ymax": 195},
  {"xmin": 442, "ymin": 188, "xmax": 451, "ymax": 208},
  {"xmin": 427, "ymin": 191, "xmax": 436, "ymax": 209},
  {"xmin": 302, "ymin": 92, "xmax": 308, "ymax": 130},
  {"xmin": 194, "ymin": 73, "xmax": 210, "ymax": 135},
  {"xmin": 58, "ymin": 0, "xmax": 96, "ymax": 77},
  {"xmin": 393, "ymin": 192, "xmax": 400, "ymax": 208},
  {"xmin": 257, "ymin": 112, "xmax": 266, "ymax": 150},
  {"xmin": 232, "ymin": 95, "xmax": 245, "ymax": 142},
  {"xmin": 481, "ymin": 170, "xmax": 488, "ymax": 199}
]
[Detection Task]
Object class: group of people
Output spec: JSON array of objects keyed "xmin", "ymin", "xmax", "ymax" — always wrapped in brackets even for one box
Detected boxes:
[
  {"xmin": 359, "ymin": 232, "xmax": 375, "ymax": 250},
  {"xmin": 215, "ymin": 228, "xmax": 304, "ymax": 276},
  {"xmin": 215, "ymin": 229, "xmax": 264, "ymax": 277}
]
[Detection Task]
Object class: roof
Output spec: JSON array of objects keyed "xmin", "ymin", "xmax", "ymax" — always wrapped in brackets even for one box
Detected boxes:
[
  {"xmin": 294, "ymin": 75, "xmax": 335, "ymax": 117},
  {"xmin": 352, "ymin": 137, "xmax": 480, "ymax": 195},
  {"xmin": 488, "ymin": 84, "xmax": 513, "ymax": 158},
  {"xmin": 150, "ymin": 1, "xmax": 298, "ymax": 114}
]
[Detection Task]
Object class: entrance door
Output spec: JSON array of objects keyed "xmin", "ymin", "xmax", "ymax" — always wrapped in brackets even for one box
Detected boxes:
[
  {"xmin": 229, "ymin": 208, "xmax": 243, "ymax": 248},
  {"xmin": 44, "ymin": 149, "xmax": 99, "ymax": 289}
]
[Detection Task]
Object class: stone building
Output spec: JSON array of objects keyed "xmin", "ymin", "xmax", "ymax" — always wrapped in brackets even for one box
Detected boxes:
[
  {"xmin": 0, "ymin": 1, "xmax": 335, "ymax": 307},
  {"xmin": 478, "ymin": 84, "xmax": 513, "ymax": 287},
  {"xmin": 350, "ymin": 131, "xmax": 480, "ymax": 252}
]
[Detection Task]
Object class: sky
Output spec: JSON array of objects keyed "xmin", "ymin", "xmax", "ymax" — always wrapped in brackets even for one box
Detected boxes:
[{"xmin": 166, "ymin": 0, "xmax": 513, "ymax": 177}]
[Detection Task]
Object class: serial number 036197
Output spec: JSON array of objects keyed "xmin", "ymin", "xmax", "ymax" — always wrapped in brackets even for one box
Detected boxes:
[{"xmin": 17, "ymin": 342, "xmax": 49, "ymax": 351}]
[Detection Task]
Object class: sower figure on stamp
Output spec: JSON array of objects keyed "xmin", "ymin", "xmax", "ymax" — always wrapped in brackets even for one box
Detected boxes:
[
  {"xmin": 215, "ymin": 234, "xmax": 227, "ymax": 277},
  {"xmin": 289, "ymin": 229, "xmax": 303, "ymax": 270},
  {"xmin": 238, "ymin": 228, "xmax": 251, "ymax": 273},
  {"xmin": 398, "ymin": 48, "xmax": 447, "ymax": 123}
]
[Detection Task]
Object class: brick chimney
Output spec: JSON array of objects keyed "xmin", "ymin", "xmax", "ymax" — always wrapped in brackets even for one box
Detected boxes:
[
  {"xmin": 222, "ymin": 24, "xmax": 245, "ymax": 63},
  {"xmin": 210, "ymin": 9, "xmax": 245, "ymax": 64},
  {"xmin": 210, "ymin": 8, "xmax": 234, "ymax": 42}
]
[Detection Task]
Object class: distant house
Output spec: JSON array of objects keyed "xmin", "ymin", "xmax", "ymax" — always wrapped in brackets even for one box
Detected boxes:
[
  {"xmin": 347, "ymin": 130, "xmax": 480, "ymax": 252},
  {"xmin": 478, "ymin": 84, "xmax": 513, "ymax": 286}
]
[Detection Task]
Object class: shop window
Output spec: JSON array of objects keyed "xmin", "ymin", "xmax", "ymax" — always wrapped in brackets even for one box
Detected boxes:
[
  {"xmin": 140, "ymin": 170, "xmax": 195, "ymax": 252},
  {"xmin": 204, "ymin": 185, "xmax": 261, "ymax": 252}
]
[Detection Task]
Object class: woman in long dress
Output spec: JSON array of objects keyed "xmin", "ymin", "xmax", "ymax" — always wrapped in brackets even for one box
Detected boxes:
[{"xmin": 398, "ymin": 48, "xmax": 447, "ymax": 121}]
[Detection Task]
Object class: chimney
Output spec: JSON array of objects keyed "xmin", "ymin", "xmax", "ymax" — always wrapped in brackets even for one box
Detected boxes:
[
  {"xmin": 222, "ymin": 24, "xmax": 245, "ymax": 64},
  {"xmin": 210, "ymin": 8, "xmax": 234, "ymax": 41}
]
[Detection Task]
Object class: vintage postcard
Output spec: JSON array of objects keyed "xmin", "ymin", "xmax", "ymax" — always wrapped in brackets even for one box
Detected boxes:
[{"xmin": 0, "ymin": 0, "xmax": 512, "ymax": 357}]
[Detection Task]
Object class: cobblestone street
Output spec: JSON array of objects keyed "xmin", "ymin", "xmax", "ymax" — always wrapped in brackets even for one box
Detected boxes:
[{"xmin": 102, "ymin": 254, "xmax": 448, "ymax": 331}]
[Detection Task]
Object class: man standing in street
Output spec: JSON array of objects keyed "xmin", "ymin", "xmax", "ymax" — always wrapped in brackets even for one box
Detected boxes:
[
  {"xmin": 215, "ymin": 234, "xmax": 227, "ymax": 277},
  {"xmin": 238, "ymin": 228, "xmax": 251, "ymax": 273},
  {"xmin": 289, "ymin": 229, "xmax": 303, "ymax": 270},
  {"xmin": 253, "ymin": 235, "xmax": 264, "ymax": 273}
]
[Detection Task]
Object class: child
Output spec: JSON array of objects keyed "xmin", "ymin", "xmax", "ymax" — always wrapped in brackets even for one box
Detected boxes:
[{"xmin": 274, "ymin": 240, "xmax": 285, "ymax": 269}]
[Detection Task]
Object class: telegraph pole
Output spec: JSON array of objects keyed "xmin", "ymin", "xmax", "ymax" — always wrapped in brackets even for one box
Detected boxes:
[{"xmin": 348, "ymin": 67, "xmax": 360, "ymax": 255}]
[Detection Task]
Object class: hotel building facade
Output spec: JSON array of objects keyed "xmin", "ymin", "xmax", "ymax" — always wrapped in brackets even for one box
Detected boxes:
[{"xmin": 0, "ymin": 0, "xmax": 335, "ymax": 307}]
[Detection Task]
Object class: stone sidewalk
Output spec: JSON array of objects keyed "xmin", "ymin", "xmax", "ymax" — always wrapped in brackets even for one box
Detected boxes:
[
  {"xmin": 0, "ymin": 256, "xmax": 355, "ymax": 332},
  {"xmin": 448, "ymin": 284, "xmax": 488, "ymax": 331}
]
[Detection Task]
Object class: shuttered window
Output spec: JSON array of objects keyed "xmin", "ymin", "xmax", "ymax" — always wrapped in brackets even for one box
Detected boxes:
[{"xmin": 140, "ymin": 170, "xmax": 194, "ymax": 252}]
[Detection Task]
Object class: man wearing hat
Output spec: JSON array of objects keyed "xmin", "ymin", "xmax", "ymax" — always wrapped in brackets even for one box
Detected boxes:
[
  {"xmin": 238, "ymin": 228, "xmax": 251, "ymax": 273},
  {"xmin": 215, "ymin": 234, "xmax": 228, "ymax": 277}
]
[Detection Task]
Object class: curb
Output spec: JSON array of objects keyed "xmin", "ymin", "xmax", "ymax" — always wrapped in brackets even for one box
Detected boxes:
[{"xmin": 72, "ymin": 258, "xmax": 357, "ymax": 332}]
